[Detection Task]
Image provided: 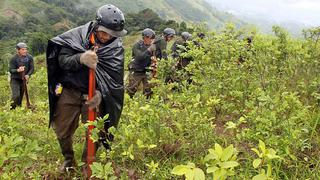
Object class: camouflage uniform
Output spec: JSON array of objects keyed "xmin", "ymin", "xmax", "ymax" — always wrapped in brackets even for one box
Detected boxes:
[
  {"xmin": 154, "ymin": 36, "xmax": 168, "ymax": 60},
  {"xmin": 127, "ymin": 40, "xmax": 153, "ymax": 97}
]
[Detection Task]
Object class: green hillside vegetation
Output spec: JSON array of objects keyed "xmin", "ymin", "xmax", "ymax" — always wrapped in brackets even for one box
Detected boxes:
[
  {"xmin": 1, "ymin": 0, "xmax": 320, "ymax": 179},
  {"xmin": 0, "ymin": 24, "xmax": 320, "ymax": 179},
  {"xmin": 0, "ymin": 0, "xmax": 193, "ymax": 75},
  {"xmin": 76, "ymin": 0, "xmax": 241, "ymax": 28}
]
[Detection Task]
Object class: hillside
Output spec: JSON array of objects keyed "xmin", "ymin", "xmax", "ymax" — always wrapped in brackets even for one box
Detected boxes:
[
  {"xmin": 1, "ymin": 0, "xmax": 320, "ymax": 179},
  {"xmin": 0, "ymin": 24, "xmax": 319, "ymax": 179},
  {"xmin": 75, "ymin": 0, "xmax": 243, "ymax": 29},
  {"xmin": 0, "ymin": 0, "xmax": 243, "ymax": 31},
  {"xmin": 0, "ymin": 0, "xmax": 184, "ymax": 75}
]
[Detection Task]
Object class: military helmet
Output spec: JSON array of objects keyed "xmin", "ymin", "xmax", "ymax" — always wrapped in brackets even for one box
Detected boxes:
[
  {"xmin": 181, "ymin": 32, "xmax": 192, "ymax": 41},
  {"xmin": 163, "ymin": 28, "xmax": 176, "ymax": 37},
  {"xmin": 142, "ymin": 28, "xmax": 155, "ymax": 38}
]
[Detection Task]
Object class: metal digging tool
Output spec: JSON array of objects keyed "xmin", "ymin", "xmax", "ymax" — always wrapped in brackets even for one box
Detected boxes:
[{"xmin": 21, "ymin": 70, "xmax": 33, "ymax": 109}]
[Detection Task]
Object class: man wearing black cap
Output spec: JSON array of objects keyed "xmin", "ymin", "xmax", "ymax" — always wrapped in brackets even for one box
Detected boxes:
[
  {"xmin": 9, "ymin": 42, "xmax": 34, "ymax": 109},
  {"xmin": 46, "ymin": 4, "xmax": 126, "ymax": 172},
  {"xmin": 127, "ymin": 28, "xmax": 156, "ymax": 98}
]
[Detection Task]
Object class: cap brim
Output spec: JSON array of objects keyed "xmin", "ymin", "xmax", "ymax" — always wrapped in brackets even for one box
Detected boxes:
[{"xmin": 97, "ymin": 26, "xmax": 127, "ymax": 37}]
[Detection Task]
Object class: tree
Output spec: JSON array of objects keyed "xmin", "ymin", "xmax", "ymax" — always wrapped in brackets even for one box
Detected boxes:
[{"xmin": 25, "ymin": 32, "xmax": 50, "ymax": 56}]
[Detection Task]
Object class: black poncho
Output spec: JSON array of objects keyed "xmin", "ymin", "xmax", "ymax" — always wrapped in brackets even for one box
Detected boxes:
[{"xmin": 46, "ymin": 21, "xmax": 124, "ymax": 129}]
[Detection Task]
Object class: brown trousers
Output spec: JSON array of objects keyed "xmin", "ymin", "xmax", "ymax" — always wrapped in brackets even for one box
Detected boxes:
[
  {"xmin": 126, "ymin": 71, "xmax": 152, "ymax": 98},
  {"xmin": 52, "ymin": 88, "xmax": 88, "ymax": 139},
  {"xmin": 52, "ymin": 88, "xmax": 111, "ymax": 164},
  {"xmin": 52, "ymin": 87, "xmax": 94, "ymax": 162}
]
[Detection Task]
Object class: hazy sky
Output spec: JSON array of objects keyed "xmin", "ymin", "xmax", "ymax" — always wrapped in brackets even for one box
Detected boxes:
[{"xmin": 207, "ymin": 0, "xmax": 320, "ymax": 26}]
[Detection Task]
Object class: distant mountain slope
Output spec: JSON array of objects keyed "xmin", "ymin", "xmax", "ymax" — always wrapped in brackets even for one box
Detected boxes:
[{"xmin": 77, "ymin": 0, "xmax": 244, "ymax": 28}]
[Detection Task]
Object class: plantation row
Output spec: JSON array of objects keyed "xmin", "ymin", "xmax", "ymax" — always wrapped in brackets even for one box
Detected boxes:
[{"xmin": 0, "ymin": 25, "xmax": 319, "ymax": 179}]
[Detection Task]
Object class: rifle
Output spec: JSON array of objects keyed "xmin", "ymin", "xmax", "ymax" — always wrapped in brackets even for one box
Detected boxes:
[{"xmin": 87, "ymin": 32, "xmax": 97, "ymax": 178}]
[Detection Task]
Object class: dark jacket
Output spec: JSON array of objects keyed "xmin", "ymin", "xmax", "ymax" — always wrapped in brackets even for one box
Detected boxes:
[
  {"xmin": 154, "ymin": 36, "xmax": 167, "ymax": 60},
  {"xmin": 9, "ymin": 54, "xmax": 34, "ymax": 79},
  {"xmin": 171, "ymin": 38, "xmax": 187, "ymax": 59},
  {"xmin": 46, "ymin": 21, "xmax": 125, "ymax": 129},
  {"xmin": 128, "ymin": 40, "xmax": 152, "ymax": 72},
  {"xmin": 171, "ymin": 38, "xmax": 192, "ymax": 70}
]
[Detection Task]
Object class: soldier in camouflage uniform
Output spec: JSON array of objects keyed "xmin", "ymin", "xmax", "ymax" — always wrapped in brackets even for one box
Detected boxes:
[
  {"xmin": 153, "ymin": 28, "xmax": 176, "ymax": 60},
  {"xmin": 127, "ymin": 28, "xmax": 156, "ymax": 98},
  {"xmin": 172, "ymin": 31, "xmax": 193, "ymax": 70}
]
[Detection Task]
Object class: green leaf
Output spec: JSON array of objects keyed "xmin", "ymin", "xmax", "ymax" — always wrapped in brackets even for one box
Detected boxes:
[
  {"xmin": 104, "ymin": 162, "xmax": 113, "ymax": 172},
  {"xmin": 90, "ymin": 162, "xmax": 105, "ymax": 178},
  {"xmin": 9, "ymin": 153, "xmax": 19, "ymax": 158},
  {"xmin": 253, "ymin": 159, "xmax": 262, "ymax": 168},
  {"xmin": 267, "ymin": 164, "xmax": 272, "ymax": 177},
  {"xmin": 78, "ymin": 162, "xmax": 85, "ymax": 167},
  {"xmin": 239, "ymin": 116, "xmax": 246, "ymax": 123},
  {"xmin": 194, "ymin": 168, "xmax": 205, "ymax": 180},
  {"xmin": 214, "ymin": 143, "xmax": 223, "ymax": 158},
  {"xmin": 185, "ymin": 170, "xmax": 194, "ymax": 180},
  {"xmin": 196, "ymin": 94, "xmax": 201, "ymax": 102},
  {"xmin": 28, "ymin": 153, "xmax": 38, "ymax": 160},
  {"xmin": 207, "ymin": 166, "xmax": 219, "ymax": 173},
  {"xmin": 99, "ymin": 152, "xmax": 107, "ymax": 159},
  {"xmin": 148, "ymin": 144, "xmax": 157, "ymax": 149},
  {"xmin": 251, "ymin": 148, "xmax": 261, "ymax": 157},
  {"xmin": 137, "ymin": 139, "xmax": 145, "ymax": 148},
  {"xmin": 252, "ymin": 173, "xmax": 268, "ymax": 180},
  {"xmin": 204, "ymin": 152, "xmax": 217, "ymax": 161},
  {"xmin": 171, "ymin": 165, "xmax": 190, "ymax": 175},
  {"xmin": 129, "ymin": 153, "xmax": 134, "ymax": 160},
  {"xmin": 220, "ymin": 161, "xmax": 239, "ymax": 168},
  {"xmin": 221, "ymin": 145, "xmax": 235, "ymax": 161},
  {"xmin": 214, "ymin": 169, "xmax": 227, "ymax": 180},
  {"xmin": 258, "ymin": 140, "xmax": 266, "ymax": 154},
  {"xmin": 266, "ymin": 149, "xmax": 280, "ymax": 159},
  {"xmin": 225, "ymin": 121, "xmax": 237, "ymax": 129},
  {"xmin": 187, "ymin": 162, "xmax": 196, "ymax": 168}
]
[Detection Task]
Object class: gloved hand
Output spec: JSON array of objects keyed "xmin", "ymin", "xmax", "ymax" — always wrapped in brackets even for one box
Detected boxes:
[
  {"xmin": 86, "ymin": 90, "xmax": 102, "ymax": 110},
  {"xmin": 148, "ymin": 43, "xmax": 156, "ymax": 53},
  {"xmin": 17, "ymin": 66, "xmax": 25, "ymax": 72},
  {"xmin": 24, "ymin": 75, "xmax": 29, "ymax": 82},
  {"xmin": 80, "ymin": 50, "xmax": 98, "ymax": 69}
]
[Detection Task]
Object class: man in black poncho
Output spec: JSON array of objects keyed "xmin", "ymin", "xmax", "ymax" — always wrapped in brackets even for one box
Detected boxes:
[{"xmin": 46, "ymin": 4, "xmax": 126, "ymax": 172}]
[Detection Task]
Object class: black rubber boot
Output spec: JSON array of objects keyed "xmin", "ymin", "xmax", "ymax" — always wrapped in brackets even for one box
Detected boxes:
[{"xmin": 58, "ymin": 137, "xmax": 76, "ymax": 173}]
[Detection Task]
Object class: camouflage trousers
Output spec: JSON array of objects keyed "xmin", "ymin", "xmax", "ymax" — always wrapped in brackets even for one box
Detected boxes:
[{"xmin": 126, "ymin": 71, "xmax": 152, "ymax": 98}]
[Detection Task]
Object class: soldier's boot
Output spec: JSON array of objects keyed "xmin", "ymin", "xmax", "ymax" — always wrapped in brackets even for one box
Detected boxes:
[{"xmin": 58, "ymin": 137, "xmax": 76, "ymax": 173}]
